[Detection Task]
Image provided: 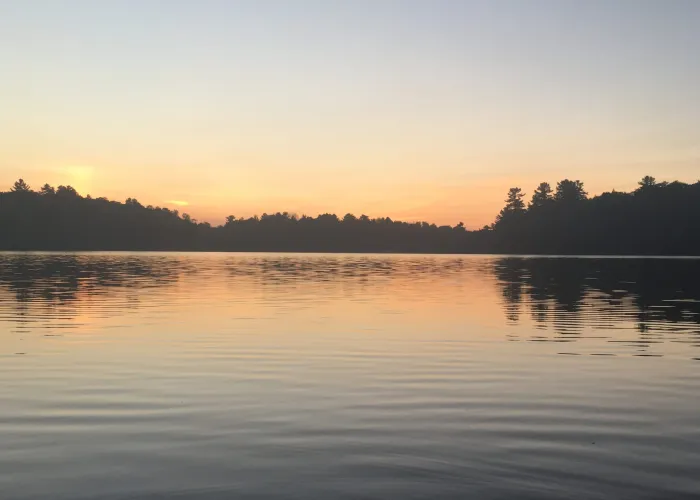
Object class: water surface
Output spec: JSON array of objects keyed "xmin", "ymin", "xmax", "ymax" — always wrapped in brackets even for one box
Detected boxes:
[{"xmin": 1, "ymin": 253, "xmax": 699, "ymax": 499}]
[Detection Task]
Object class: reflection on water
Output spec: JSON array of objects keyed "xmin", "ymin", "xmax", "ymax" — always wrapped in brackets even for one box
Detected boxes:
[
  {"xmin": 494, "ymin": 258, "xmax": 700, "ymax": 356},
  {"xmin": 3, "ymin": 253, "xmax": 699, "ymax": 358},
  {"xmin": 0, "ymin": 253, "xmax": 699, "ymax": 499}
]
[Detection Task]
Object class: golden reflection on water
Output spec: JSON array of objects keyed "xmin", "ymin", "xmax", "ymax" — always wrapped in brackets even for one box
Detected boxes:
[
  {"xmin": 1, "ymin": 254, "xmax": 700, "ymax": 499},
  {"xmin": 1, "ymin": 254, "xmax": 700, "ymax": 352}
]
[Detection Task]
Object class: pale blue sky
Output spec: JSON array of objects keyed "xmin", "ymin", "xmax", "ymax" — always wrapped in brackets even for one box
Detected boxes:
[{"xmin": 1, "ymin": 0, "xmax": 698, "ymax": 226}]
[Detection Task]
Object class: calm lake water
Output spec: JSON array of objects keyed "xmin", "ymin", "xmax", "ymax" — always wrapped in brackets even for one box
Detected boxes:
[{"xmin": 1, "ymin": 253, "xmax": 699, "ymax": 499}]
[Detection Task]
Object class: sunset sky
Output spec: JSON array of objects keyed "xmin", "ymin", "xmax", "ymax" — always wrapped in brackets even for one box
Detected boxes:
[{"xmin": 1, "ymin": 0, "xmax": 698, "ymax": 228}]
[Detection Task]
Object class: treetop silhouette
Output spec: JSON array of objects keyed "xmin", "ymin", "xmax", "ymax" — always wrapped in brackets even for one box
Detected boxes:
[{"xmin": 1, "ymin": 176, "xmax": 699, "ymax": 254}]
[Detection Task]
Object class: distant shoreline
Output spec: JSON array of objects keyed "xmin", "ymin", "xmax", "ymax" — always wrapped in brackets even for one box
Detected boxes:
[{"xmin": 2, "ymin": 176, "xmax": 699, "ymax": 256}]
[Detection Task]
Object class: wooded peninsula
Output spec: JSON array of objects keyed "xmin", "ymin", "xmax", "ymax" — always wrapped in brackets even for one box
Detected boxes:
[{"xmin": 1, "ymin": 176, "xmax": 698, "ymax": 255}]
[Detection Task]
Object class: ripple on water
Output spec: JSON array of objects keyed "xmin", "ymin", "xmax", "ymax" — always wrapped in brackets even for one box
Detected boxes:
[{"xmin": 0, "ymin": 253, "xmax": 699, "ymax": 499}]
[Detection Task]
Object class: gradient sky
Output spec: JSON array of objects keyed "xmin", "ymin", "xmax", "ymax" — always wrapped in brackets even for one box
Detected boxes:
[{"xmin": 1, "ymin": 0, "xmax": 698, "ymax": 227}]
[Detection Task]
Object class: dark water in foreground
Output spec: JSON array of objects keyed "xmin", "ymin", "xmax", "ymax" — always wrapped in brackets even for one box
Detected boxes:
[{"xmin": 1, "ymin": 253, "xmax": 699, "ymax": 500}]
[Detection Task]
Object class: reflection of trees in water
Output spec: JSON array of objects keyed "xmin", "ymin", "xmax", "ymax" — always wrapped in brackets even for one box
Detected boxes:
[
  {"xmin": 0, "ymin": 254, "xmax": 494, "ymax": 324},
  {"xmin": 224, "ymin": 255, "xmax": 480, "ymax": 282},
  {"xmin": 3, "ymin": 254, "xmax": 699, "ymax": 355},
  {"xmin": 493, "ymin": 260, "xmax": 525, "ymax": 323},
  {"xmin": 494, "ymin": 258, "xmax": 588, "ymax": 331},
  {"xmin": 0, "ymin": 254, "xmax": 182, "ymax": 300},
  {"xmin": 220, "ymin": 255, "xmax": 495, "ymax": 303},
  {"xmin": 0, "ymin": 254, "xmax": 186, "ymax": 326},
  {"xmin": 494, "ymin": 257, "xmax": 700, "ymax": 351}
]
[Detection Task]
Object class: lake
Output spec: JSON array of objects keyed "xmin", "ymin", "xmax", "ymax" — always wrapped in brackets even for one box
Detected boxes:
[{"xmin": 1, "ymin": 253, "xmax": 699, "ymax": 499}]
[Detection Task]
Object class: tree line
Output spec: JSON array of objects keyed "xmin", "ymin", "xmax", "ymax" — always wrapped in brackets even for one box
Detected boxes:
[
  {"xmin": 1, "ymin": 176, "xmax": 699, "ymax": 254},
  {"xmin": 489, "ymin": 176, "xmax": 700, "ymax": 254}
]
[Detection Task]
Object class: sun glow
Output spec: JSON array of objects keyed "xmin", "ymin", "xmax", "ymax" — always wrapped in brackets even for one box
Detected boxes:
[{"xmin": 60, "ymin": 166, "xmax": 94, "ymax": 195}]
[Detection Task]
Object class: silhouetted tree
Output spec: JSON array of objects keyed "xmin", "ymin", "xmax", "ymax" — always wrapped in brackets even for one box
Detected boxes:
[
  {"xmin": 1, "ymin": 176, "xmax": 699, "ymax": 254},
  {"xmin": 495, "ymin": 187, "xmax": 526, "ymax": 228},
  {"xmin": 39, "ymin": 184, "xmax": 55, "ymax": 195},
  {"xmin": 555, "ymin": 179, "xmax": 587, "ymax": 202},
  {"xmin": 125, "ymin": 198, "xmax": 143, "ymax": 207},
  {"xmin": 638, "ymin": 176, "xmax": 657, "ymax": 189},
  {"xmin": 635, "ymin": 175, "xmax": 667, "ymax": 194},
  {"xmin": 56, "ymin": 185, "xmax": 79, "ymax": 197},
  {"xmin": 11, "ymin": 179, "xmax": 31, "ymax": 192},
  {"xmin": 530, "ymin": 182, "xmax": 553, "ymax": 208}
]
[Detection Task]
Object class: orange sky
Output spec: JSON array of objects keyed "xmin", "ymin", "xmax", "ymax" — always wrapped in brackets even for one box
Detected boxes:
[{"xmin": 1, "ymin": 1, "xmax": 698, "ymax": 228}]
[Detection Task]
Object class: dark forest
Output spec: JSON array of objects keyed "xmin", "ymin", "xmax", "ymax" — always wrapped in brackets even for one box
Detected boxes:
[{"xmin": 1, "ymin": 176, "xmax": 699, "ymax": 254}]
